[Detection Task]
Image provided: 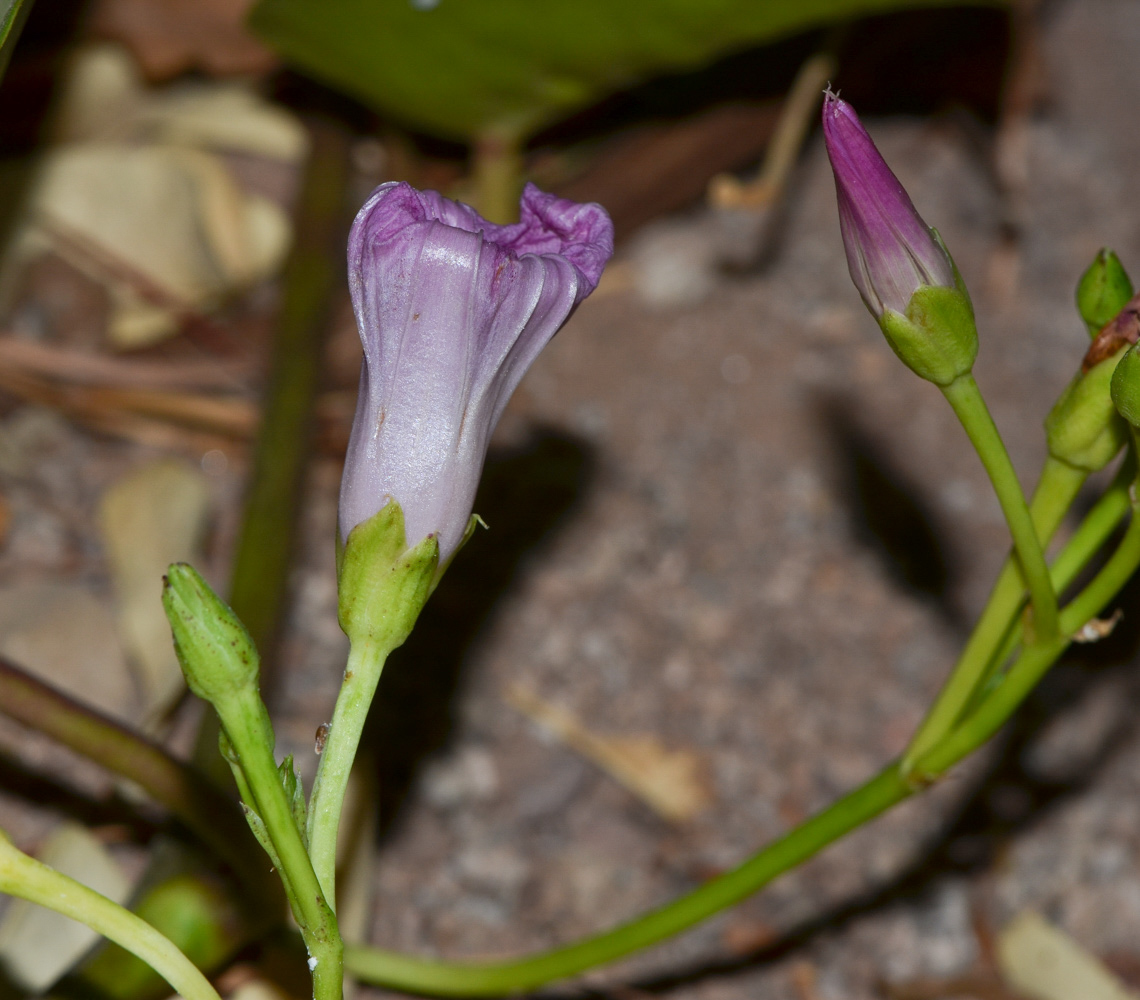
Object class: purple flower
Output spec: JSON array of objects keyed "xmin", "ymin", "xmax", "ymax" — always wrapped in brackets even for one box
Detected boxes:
[
  {"xmin": 339, "ymin": 181, "xmax": 613, "ymax": 562},
  {"xmin": 822, "ymin": 91, "xmax": 955, "ymax": 318}
]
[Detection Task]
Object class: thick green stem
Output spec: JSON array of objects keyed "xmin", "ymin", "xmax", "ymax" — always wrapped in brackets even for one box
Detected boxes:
[
  {"xmin": 218, "ymin": 691, "xmax": 342, "ymax": 1000},
  {"xmin": 904, "ymin": 455, "xmax": 1085, "ymax": 765},
  {"xmin": 941, "ymin": 373, "xmax": 1059, "ymax": 641},
  {"xmin": 0, "ymin": 832, "xmax": 223, "ymax": 1000},
  {"xmin": 307, "ymin": 638, "xmax": 390, "ymax": 907}
]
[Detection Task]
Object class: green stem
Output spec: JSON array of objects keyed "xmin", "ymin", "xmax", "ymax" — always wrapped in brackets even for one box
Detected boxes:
[
  {"xmin": 0, "ymin": 831, "xmax": 223, "ymax": 1000},
  {"xmin": 904, "ymin": 455, "xmax": 1085, "ymax": 766},
  {"xmin": 344, "ymin": 463, "xmax": 1140, "ymax": 998},
  {"xmin": 1052, "ymin": 453, "xmax": 1136, "ymax": 594},
  {"xmin": 472, "ymin": 126, "xmax": 523, "ymax": 224},
  {"xmin": 346, "ymin": 766, "xmax": 912, "ymax": 997},
  {"xmin": 307, "ymin": 638, "xmax": 390, "ymax": 907},
  {"xmin": 963, "ymin": 452, "xmax": 1136, "ymax": 714},
  {"xmin": 921, "ymin": 483, "xmax": 1140, "ymax": 775},
  {"xmin": 217, "ymin": 693, "xmax": 342, "ymax": 1000},
  {"xmin": 941, "ymin": 373, "xmax": 1059, "ymax": 641}
]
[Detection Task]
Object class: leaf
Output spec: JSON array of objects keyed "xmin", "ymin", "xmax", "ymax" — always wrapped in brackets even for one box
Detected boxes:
[
  {"xmin": 0, "ymin": 0, "xmax": 32, "ymax": 85},
  {"xmin": 278, "ymin": 753, "xmax": 308, "ymax": 846},
  {"xmin": 996, "ymin": 910, "xmax": 1138, "ymax": 1000},
  {"xmin": 24, "ymin": 143, "xmax": 292, "ymax": 346},
  {"xmin": 239, "ymin": 801, "xmax": 283, "ymax": 871},
  {"xmin": 249, "ymin": 0, "xmax": 998, "ymax": 142}
]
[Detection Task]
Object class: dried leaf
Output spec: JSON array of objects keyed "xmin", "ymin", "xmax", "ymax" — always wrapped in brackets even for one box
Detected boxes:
[
  {"xmin": 99, "ymin": 459, "xmax": 210, "ymax": 718},
  {"xmin": 140, "ymin": 83, "xmax": 309, "ymax": 162},
  {"xmin": 505, "ymin": 682, "xmax": 711, "ymax": 823},
  {"xmin": 997, "ymin": 910, "xmax": 1138, "ymax": 1000},
  {"xmin": 0, "ymin": 823, "xmax": 131, "ymax": 992},
  {"xmin": 89, "ymin": 0, "xmax": 278, "ymax": 80},
  {"xmin": 0, "ymin": 582, "xmax": 136, "ymax": 721},
  {"xmin": 22, "ymin": 142, "xmax": 291, "ymax": 346}
]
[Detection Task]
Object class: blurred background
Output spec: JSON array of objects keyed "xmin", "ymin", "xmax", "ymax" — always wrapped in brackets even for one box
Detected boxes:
[{"xmin": 0, "ymin": 1, "xmax": 1139, "ymax": 998}]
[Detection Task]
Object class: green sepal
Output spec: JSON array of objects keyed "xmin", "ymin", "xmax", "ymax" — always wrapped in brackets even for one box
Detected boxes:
[
  {"xmin": 217, "ymin": 728, "xmax": 240, "ymax": 766},
  {"xmin": 1077, "ymin": 248, "xmax": 1133, "ymax": 337},
  {"xmin": 879, "ymin": 280, "xmax": 979, "ymax": 386},
  {"xmin": 162, "ymin": 563, "xmax": 260, "ymax": 705},
  {"xmin": 1046, "ymin": 347, "xmax": 1130, "ymax": 471},
  {"xmin": 436, "ymin": 513, "xmax": 486, "ymax": 581},
  {"xmin": 278, "ymin": 754, "xmax": 308, "ymax": 847},
  {"xmin": 337, "ymin": 500, "xmax": 440, "ymax": 647},
  {"xmin": 1111, "ymin": 344, "xmax": 1140, "ymax": 428},
  {"xmin": 239, "ymin": 801, "xmax": 283, "ymax": 871}
]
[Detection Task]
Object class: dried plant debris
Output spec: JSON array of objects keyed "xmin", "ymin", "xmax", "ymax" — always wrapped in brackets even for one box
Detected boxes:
[
  {"xmin": 4, "ymin": 45, "xmax": 302, "ymax": 349},
  {"xmin": 99, "ymin": 459, "xmax": 210, "ymax": 720},
  {"xmin": 996, "ymin": 910, "xmax": 1139, "ymax": 1000},
  {"xmin": 0, "ymin": 582, "xmax": 136, "ymax": 721},
  {"xmin": 88, "ymin": 0, "xmax": 278, "ymax": 80},
  {"xmin": 505, "ymin": 681, "xmax": 711, "ymax": 824}
]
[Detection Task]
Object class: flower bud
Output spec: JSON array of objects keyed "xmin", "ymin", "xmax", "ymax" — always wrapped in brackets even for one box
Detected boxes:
[
  {"xmin": 822, "ymin": 91, "xmax": 977, "ymax": 385},
  {"xmin": 1111, "ymin": 343, "xmax": 1140, "ymax": 428},
  {"xmin": 162, "ymin": 563, "xmax": 260, "ymax": 705},
  {"xmin": 1076, "ymin": 249, "xmax": 1133, "ymax": 338},
  {"xmin": 1046, "ymin": 349, "xmax": 1129, "ymax": 471}
]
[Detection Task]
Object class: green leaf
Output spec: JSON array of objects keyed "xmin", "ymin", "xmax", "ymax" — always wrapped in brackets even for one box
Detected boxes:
[
  {"xmin": 278, "ymin": 753, "xmax": 308, "ymax": 846},
  {"xmin": 249, "ymin": 0, "xmax": 1003, "ymax": 142},
  {"xmin": 0, "ymin": 0, "xmax": 30, "ymax": 85}
]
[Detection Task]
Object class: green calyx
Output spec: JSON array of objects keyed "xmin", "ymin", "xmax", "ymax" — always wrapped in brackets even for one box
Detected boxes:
[
  {"xmin": 163, "ymin": 564, "xmax": 261, "ymax": 705},
  {"xmin": 1111, "ymin": 343, "xmax": 1140, "ymax": 428},
  {"xmin": 1076, "ymin": 248, "xmax": 1133, "ymax": 337},
  {"xmin": 1046, "ymin": 348, "xmax": 1130, "ymax": 471},
  {"xmin": 879, "ymin": 281, "xmax": 979, "ymax": 386},
  {"xmin": 337, "ymin": 501, "xmax": 440, "ymax": 648}
]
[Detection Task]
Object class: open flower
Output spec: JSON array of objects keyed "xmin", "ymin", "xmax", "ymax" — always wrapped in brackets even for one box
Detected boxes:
[
  {"xmin": 822, "ymin": 90, "xmax": 955, "ymax": 318},
  {"xmin": 339, "ymin": 182, "xmax": 613, "ymax": 562}
]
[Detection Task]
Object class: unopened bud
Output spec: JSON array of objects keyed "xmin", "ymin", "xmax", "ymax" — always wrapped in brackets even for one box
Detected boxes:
[
  {"xmin": 1077, "ymin": 249, "xmax": 1133, "ymax": 338},
  {"xmin": 1046, "ymin": 349, "xmax": 1129, "ymax": 471},
  {"xmin": 1111, "ymin": 343, "xmax": 1140, "ymax": 428},
  {"xmin": 162, "ymin": 563, "xmax": 259, "ymax": 704},
  {"xmin": 822, "ymin": 92, "xmax": 978, "ymax": 385}
]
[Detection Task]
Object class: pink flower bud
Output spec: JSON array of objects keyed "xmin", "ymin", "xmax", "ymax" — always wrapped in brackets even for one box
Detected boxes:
[{"xmin": 822, "ymin": 91, "xmax": 955, "ymax": 318}]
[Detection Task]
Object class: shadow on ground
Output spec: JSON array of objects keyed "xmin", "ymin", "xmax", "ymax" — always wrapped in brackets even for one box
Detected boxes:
[
  {"xmin": 816, "ymin": 395, "xmax": 958, "ymax": 619},
  {"xmin": 572, "ymin": 566, "xmax": 1140, "ymax": 998},
  {"xmin": 364, "ymin": 425, "xmax": 596, "ymax": 839}
]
